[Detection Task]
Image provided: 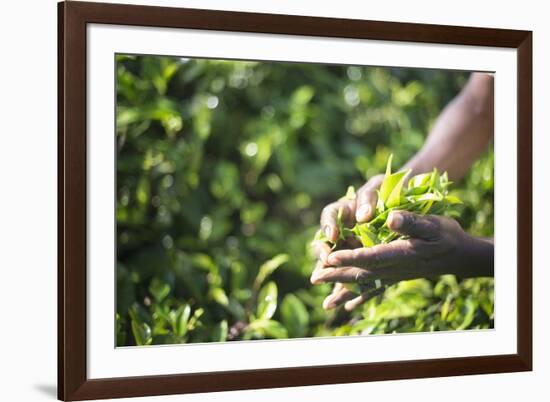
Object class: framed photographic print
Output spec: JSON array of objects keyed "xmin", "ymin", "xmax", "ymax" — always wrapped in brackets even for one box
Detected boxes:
[{"xmin": 58, "ymin": 1, "xmax": 532, "ymax": 400}]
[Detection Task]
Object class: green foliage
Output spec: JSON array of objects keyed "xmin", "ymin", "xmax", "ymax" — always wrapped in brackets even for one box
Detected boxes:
[{"xmin": 116, "ymin": 54, "xmax": 493, "ymax": 346}]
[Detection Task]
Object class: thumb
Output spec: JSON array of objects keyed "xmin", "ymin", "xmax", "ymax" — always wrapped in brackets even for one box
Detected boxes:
[{"xmin": 387, "ymin": 211, "xmax": 439, "ymax": 240}]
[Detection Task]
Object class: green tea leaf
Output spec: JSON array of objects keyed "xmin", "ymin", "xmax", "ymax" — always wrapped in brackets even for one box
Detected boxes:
[
  {"xmin": 428, "ymin": 169, "xmax": 440, "ymax": 190},
  {"xmin": 149, "ymin": 277, "xmax": 170, "ymax": 302},
  {"xmin": 386, "ymin": 169, "xmax": 411, "ymax": 208},
  {"xmin": 335, "ymin": 206, "xmax": 349, "ymax": 242},
  {"xmin": 406, "ymin": 185, "xmax": 430, "ymax": 195},
  {"xmin": 385, "ymin": 153, "xmax": 393, "ymax": 177},
  {"xmin": 254, "ymin": 254, "xmax": 289, "ymax": 290},
  {"xmin": 257, "ymin": 281, "xmax": 278, "ymax": 320},
  {"xmin": 281, "ymin": 294, "xmax": 309, "ymax": 338},
  {"xmin": 313, "ymin": 228, "xmax": 329, "ymax": 243},
  {"xmin": 354, "ymin": 223, "xmax": 378, "ymax": 247},
  {"xmin": 445, "ymin": 195, "xmax": 463, "ymax": 204},
  {"xmin": 172, "ymin": 304, "xmax": 191, "ymax": 337},
  {"xmin": 408, "ymin": 172, "xmax": 432, "ymax": 189},
  {"xmin": 368, "ymin": 208, "xmax": 392, "ymax": 229},
  {"xmin": 457, "ymin": 298, "xmax": 478, "ymax": 330},
  {"xmin": 211, "ymin": 287, "xmax": 229, "ymax": 306},
  {"xmin": 344, "ymin": 185, "xmax": 356, "ymax": 200},
  {"xmin": 131, "ymin": 320, "xmax": 152, "ymax": 346},
  {"xmin": 187, "ymin": 308, "xmax": 204, "ymax": 330},
  {"xmin": 406, "ymin": 192, "xmax": 443, "ymax": 203},
  {"xmin": 378, "ymin": 155, "xmax": 411, "ymax": 207},
  {"xmin": 213, "ymin": 320, "xmax": 228, "ymax": 342},
  {"xmin": 419, "ymin": 200, "xmax": 435, "ymax": 214}
]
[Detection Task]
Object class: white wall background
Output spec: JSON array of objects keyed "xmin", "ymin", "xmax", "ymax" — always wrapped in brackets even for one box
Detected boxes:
[{"xmin": 0, "ymin": 0, "xmax": 545, "ymax": 401}]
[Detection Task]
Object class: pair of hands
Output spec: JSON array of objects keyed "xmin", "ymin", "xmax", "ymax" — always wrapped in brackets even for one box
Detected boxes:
[{"xmin": 310, "ymin": 175, "xmax": 490, "ymax": 311}]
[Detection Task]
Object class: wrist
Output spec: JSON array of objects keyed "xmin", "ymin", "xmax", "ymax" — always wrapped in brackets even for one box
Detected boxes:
[{"xmin": 458, "ymin": 235, "xmax": 494, "ymax": 278}]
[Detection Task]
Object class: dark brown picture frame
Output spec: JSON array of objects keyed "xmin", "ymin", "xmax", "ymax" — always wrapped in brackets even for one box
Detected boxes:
[{"xmin": 58, "ymin": 1, "xmax": 532, "ymax": 400}]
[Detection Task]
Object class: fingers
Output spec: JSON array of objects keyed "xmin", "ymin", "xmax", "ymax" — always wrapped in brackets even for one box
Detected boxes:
[
  {"xmin": 320, "ymin": 199, "xmax": 356, "ymax": 242},
  {"xmin": 324, "ymin": 281, "xmax": 396, "ymax": 311},
  {"xmin": 310, "ymin": 260, "xmax": 327, "ymax": 285},
  {"xmin": 325, "ymin": 282, "xmax": 390, "ymax": 311},
  {"xmin": 344, "ymin": 294, "xmax": 367, "ymax": 311},
  {"xmin": 310, "ymin": 232, "xmax": 364, "ymax": 288},
  {"xmin": 355, "ymin": 175, "xmax": 384, "ymax": 223},
  {"xmin": 311, "ymin": 266, "xmax": 373, "ymax": 284},
  {"xmin": 318, "ymin": 174, "xmax": 383, "ymax": 242},
  {"xmin": 387, "ymin": 211, "xmax": 440, "ymax": 241},
  {"xmin": 322, "ymin": 283, "xmax": 356, "ymax": 310},
  {"xmin": 311, "ymin": 240, "xmax": 331, "ymax": 265},
  {"xmin": 327, "ymin": 240, "xmax": 415, "ymax": 270},
  {"xmin": 344, "ymin": 285, "xmax": 387, "ymax": 311}
]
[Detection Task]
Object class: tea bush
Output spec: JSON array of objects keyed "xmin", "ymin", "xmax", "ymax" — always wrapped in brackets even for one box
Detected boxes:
[{"xmin": 116, "ymin": 55, "xmax": 494, "ymax": 346}]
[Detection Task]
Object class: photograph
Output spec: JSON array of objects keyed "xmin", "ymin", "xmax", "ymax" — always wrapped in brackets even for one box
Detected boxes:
[{"xmin": 115, "ymin": 54, "xmax": 495, "ymax": 347}]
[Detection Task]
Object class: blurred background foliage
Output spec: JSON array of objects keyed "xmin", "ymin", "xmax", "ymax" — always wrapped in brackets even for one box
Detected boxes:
[{"xmin": 116, "ymin": 54, "xmax": 494, "ymax": 346}]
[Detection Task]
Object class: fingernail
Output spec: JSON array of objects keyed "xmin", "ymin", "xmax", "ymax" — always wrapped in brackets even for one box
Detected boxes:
[
  {"xmin": 356, "ymin": 205, "xmax": 371, "ymax": 221},
  {"xmin": 322, "ymin": 297, "xmax": 335, "ymax": 310},
  {"xmin": 388, "ymin": 212, "xmax": 403, "ymax": 229},
  {"xmin": 310, "ymin": 271, "xmax": 325, "ymax": 284}
]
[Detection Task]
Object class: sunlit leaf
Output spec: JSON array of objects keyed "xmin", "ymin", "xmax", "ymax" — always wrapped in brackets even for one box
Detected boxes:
[
  {"xmin": 257, "ymin": 281, "xmax": 278, "ymax": 320},
  {"xmin": 131, "ymin": 321, "xmax": 152, "ymax": 346},
  {"xmin": 386, "ymin": 169, "xmax": 411, "ymax": 208},
  {"xmin": 281, "ymin": 294, "xmax": 309, "ymax": 338},
  {"xmin": 254, "ymin": 254, "xmax": 289, "ymax": 290},
  {"xmin": 213, "ymin": 320, "xmax": 228, "ymax": 342},
  {"xmin": 445, "ymin": 195, "xmax": 463, "ymax": 204},
  {"xmin": 354, "ymin": 223, "xmax": 378, "ymax": 247},
  {"xmin": 172, "ymin": 304, "xmax": 191, "ymax": 337},
  {"xmin": 211, "ymin": 288, "xmax": 229, "ymax": 306},
  {"xmin": 378, "ymin": 154, "xmax": 411, "ymax": 208}
]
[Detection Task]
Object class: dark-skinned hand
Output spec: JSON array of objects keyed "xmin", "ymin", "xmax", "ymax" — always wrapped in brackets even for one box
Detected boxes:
[{"xmin": 311, "ymin": 175, "xmax": 493, "ymax": 311}]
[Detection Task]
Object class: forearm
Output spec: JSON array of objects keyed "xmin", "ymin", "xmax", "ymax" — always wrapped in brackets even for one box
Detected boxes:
[{"xmin": 404, "ymin": 73, "xmax": 494, "ymax": 181}]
